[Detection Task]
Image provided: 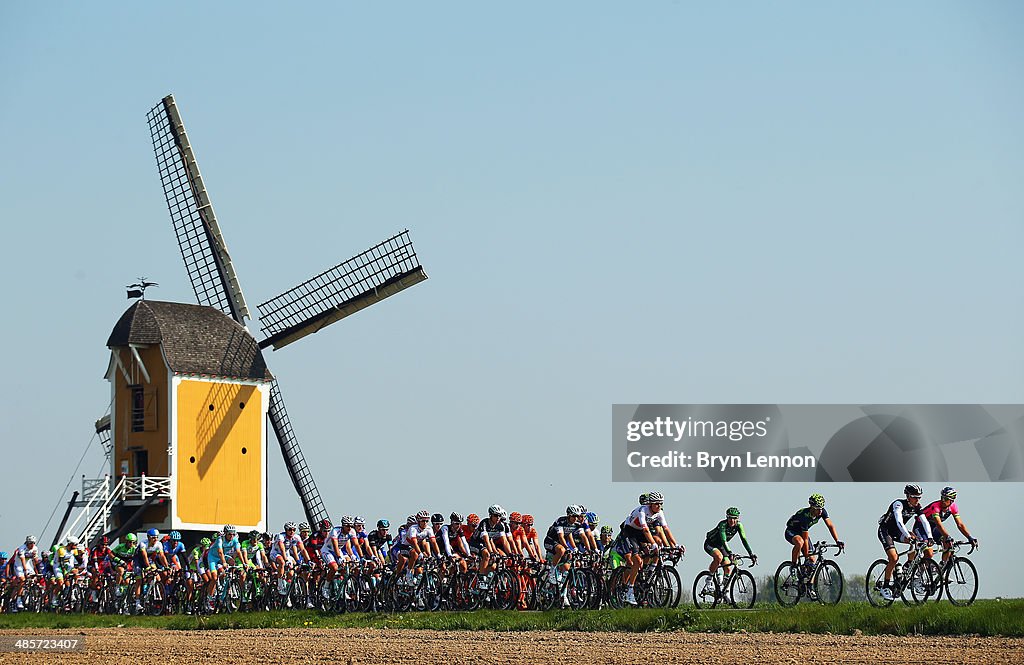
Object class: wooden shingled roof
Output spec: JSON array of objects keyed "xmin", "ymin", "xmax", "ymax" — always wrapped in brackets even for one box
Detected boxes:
[{"xmin": 107, "ymin": 300, "xmax": 273, "ymax": 382}]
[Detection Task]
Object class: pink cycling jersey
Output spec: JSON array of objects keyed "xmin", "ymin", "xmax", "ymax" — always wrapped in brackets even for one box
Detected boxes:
[{"xmin": 921, "ymin": 500, "xmax": 959, "ymax": 522}]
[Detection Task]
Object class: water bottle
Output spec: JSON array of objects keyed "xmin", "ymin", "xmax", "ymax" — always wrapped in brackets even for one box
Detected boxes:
[{"xmin": 893, "ymin": 563, "xmax": 903, "ymax": 581}]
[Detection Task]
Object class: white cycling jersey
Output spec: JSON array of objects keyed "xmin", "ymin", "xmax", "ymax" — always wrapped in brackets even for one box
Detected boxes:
[{"xmin": 270, "ymin": 532, "xmax": 303, "ymax": 560}]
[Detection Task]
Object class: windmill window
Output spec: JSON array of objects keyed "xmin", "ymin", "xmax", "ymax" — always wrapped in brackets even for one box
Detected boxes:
[
  {"xmin": 241, "ymin": 447, "xmax": 247, "ymax": 455},
  {"xmin": 239, "ymin": 402, "xmax": 245, "ymax": 409},
  {"xmin": 130, "ymin": 385, "xmax": 145, "ymax": 432},
  {"xmin": 209, "ymin": 404, "xmax": 215, "ymax": 411},
  {"xmin": 189, "ymin": 456, "xmax": 196, "ymax": 464}
]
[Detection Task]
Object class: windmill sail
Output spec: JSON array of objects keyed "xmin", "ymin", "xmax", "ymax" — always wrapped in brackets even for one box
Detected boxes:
[
  {"xmin": 147, "ymin": 95, "xmax": 250, "ymax": 322},
  {"xmin": 257, "ymin": 230, "xmax": 427, "ymax": 350},
  {"xmin": 267, "ymin": 382, "xmax": 329, "ymax": 526},
  {"xmin": 147, "ymin": 94, "xmax": 328, "ymax": 526}
]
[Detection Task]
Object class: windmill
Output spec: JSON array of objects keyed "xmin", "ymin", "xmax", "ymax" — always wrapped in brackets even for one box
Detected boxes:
[{"xmin": 143, "ymin": 94, "xmax": 428, "ymax": 529}]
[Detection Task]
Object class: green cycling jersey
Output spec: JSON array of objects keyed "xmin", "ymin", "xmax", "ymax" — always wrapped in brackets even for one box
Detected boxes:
[{"xmin": 705, "ymin": 519, "xmax": 753, "ymax": 557}]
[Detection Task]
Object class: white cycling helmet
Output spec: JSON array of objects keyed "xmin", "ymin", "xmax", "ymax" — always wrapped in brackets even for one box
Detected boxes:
[{"xmin": 488, "ymin": 504, "xmax": 504, "ymax": 517}]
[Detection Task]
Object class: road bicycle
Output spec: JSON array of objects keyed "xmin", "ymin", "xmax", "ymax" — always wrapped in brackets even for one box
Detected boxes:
[
  {"xmin": 607, "ymin": 546, "xmax": 683, "ymax": 609},
  {"xmin": 930, "ymin": 540, "xmax": 978, "ymax": 606},
  {"xmin": 865, "ymin": 539, "xmax": 942, "ymax": 607},
  {"xmin": 693, "ymin": 555, "xmax": 757, "ymax": 609},
  {"xmin": 774, "ymin": 541, "xmax": 844, "ymax": 607}
]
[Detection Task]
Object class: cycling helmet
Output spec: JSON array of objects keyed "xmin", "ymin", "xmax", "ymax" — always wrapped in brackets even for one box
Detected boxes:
[
  {"xmin": 162, "ymin": 535, "xmax": 171, "ymax": 543},
  {"xmin": 298, "ymin": 522, "xmax": 310, "ymax": 533},
  {"xmin": 376, "ymin": 519, "xmax": 390, "ymax": 529},
  {"xmin": 170, "ymin": 531, "xmax": 182, "ymax": 541},
  {"xmin": 341, "ymin": 515, "xmax": 355, "ymax": 526},
  {"xmin": 319, "ymin": 519, "xmax": 332, "ymax": 531},
  {"xmin": 521, "ymin": 514, "xmax": 534, "ymax": 527},
  {"xmin": 284, "ymin": 522, "xmax": 297, "ymax": 531},
  {"xmin": 224, "ymin": 525, "xmax": 237, "ymax": 534},
  {"xmin": 416, "ymin": 510, "xmax": 430, "ymax": 520},
  {"xmin": 431, "ymin": 513, "xmax": 444, "ymax": 524},
  {"xmin": 509, "ymin": 512, "xmax": 522, "ymax": 523},
  {"xmin": 488, "ymin": 504, "xmax": 503, "ymax": 517},
  {"xmin": 904, "ymin": 484, "xmax": 923, "ymax": 497},
  {"xmin": 100, "ymin": 536, "xmax": 110, "ymax": 546},
  {"xmin": 647, "ymin": 491, "xmax": 664, "ymax": 504},
  {"xmin": 200, "ymin": 537, "xmax": 212, "ymax": 548},
  {"xmin": 941, "ymin": 486, "xmax": 957, "ymax": 500},
  {"xmin": 450, "ymin": 512, "xmax": 463, "ymax": 523},
  {"xmin": 585, "ymin": 511, "xmax": 598, "ymax": 525},
  {"xmin": 25, "ymin": 535, "xmax": 36, "ymax": 544},
  {"xmin": 261, "ymin": 532, "xmax": 271, "ymax": 541},
  {"xmin": 124, "ymin": 533, "xmax": 137, "ymax": 543},
  {"xmin": 247, "ymin": 530, "xmax": 259, "ymax": 541},
  {"xmin": 726, "ymin": 507, "xmax": 741, "ymax": 518},
  {"xmin": 66, "ymin": 535, "xmax": 80, "ymax": 546},
  {"xmin": 578, "ymin": 505, "xmax": 588, "ymax": 513},
  {"xmin": 211, "ymin": 531, "xmax": 222, "ymax": 539},
  {"xmin": 406, "ymin": 515, "xmax": 416, "ymax": 526},
  {"xmin": 467, "ymin": 513, "xmax": 481, "ymax": 526},
  {"xmin": 566, "ymin": 505, "xmax": 585, "ymax": 516},
  {"xmin": 639, "ymin": 493, "xmax": 649, "ymax": 505},
  {"xmin": 0, "ymin": 552, "xmax": 7, "ymax": 559},
  {"xmin": 809, "ymin": 493, "xmax": 826, "ymax": 509},
  {"xmin": 147, "ymin": 528, "xmax": 160, "ymax": 537},
  {"xmin": 600, "ymin": 526, "xmax": 613, "ymax": 536},
  {"xmin": 354, "ymin": 516, "xmax": 365, "ymax": 526}
]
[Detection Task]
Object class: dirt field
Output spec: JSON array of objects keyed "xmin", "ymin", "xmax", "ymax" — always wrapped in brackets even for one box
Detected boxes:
[{"xmin": 1, "ymin": 628, "xmax": 1021, "ymax": 664}]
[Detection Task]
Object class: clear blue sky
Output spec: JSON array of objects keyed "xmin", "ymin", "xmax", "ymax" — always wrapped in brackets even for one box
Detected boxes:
[{"xmin": 1, "ymin": 3, "xmax": 1022, "ymax": 596}]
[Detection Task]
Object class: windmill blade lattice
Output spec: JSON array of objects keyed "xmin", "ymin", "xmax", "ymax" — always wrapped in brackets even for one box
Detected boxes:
[
  {"xmin": 258, "ymin": 230, "xmax": 427, "ymax": 350},
  {"xmin": 268, "ymin": 381, "xmax": 329, "ymax": 527},
  {"xmin": 147, "ymin": 95, "xmax": 250, "ymax": 323}
]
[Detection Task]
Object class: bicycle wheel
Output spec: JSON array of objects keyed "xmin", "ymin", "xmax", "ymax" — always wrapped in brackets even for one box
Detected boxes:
[
  {"xmin": 662, "ymin": 565, "xmax": 682, "ymax": 608},
  {"xmin": 692, "ymin": 571, "xmax": 719, "ymax": 609},
  {"xmin": 865, "ymin": 559, "xmax": 894, "ymax": 608},
  {"xmin": 492, "ymin": 570, "xmax": 519, "ymax": 610},
  {"xmin": 773, "ymin": 562, "xmax": 801, "ymax": 608},
  {"xmin": 909, "ymin": 558, "xmax": 942, "ymax": 605},
  {"xmin": 813, "ymin": 560, "xmax": 844, "ymax": 606},
  {"xmin": 607, "ymin": 568, "xmax": 629, "ymax": 609},
  {"xmin": 356, "ymin": 574, "xmax": 376, "ymax": 613},
  {"xmin": 729, "ymin": 570, "xmax": 756, "ymax": 609},
  {"xmin": 943, "ymin": 557, "xmax": 978, "ymax": 606},
  {"xmin": 147, "ymin": 582, "xmax": 166, "ymax": 616},
  {"xmin": 291, "ymin": 576, "xmax": 309, "ymax": 610}
]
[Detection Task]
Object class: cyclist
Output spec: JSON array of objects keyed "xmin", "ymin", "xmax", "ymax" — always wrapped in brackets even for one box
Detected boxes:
[
  {"xmin": 472, "ymin": 505, "xmax": 512, "ymax": 575},
  {"xmin": 8, "ymin": 535, "xmax": 41, "ymax": 612},
  {"xmin": 575, "ymin": 510, "xmax": 598, "ymax": 552},
  {"xmin": 352, "ymin": 516, "xmax": 373, "ymax": 562},
  {"xmin": 521, "ymin": 514, "xmax": 543, "ymax": 561},
  {"xmin": 184, "ymin": 537, "xmax": 211, "ymax": 613},
  {"xmin": 509, "ymin": 512, "xmax": 540, "ymax": 561},
  {"xmin": 614, "ymin": 493, "xmax": 667, "ymax": 605},
  {"xmin": 876, "ymin": 484, "xmax": 933, "ymax": 602},
  {"xmin": 397, "ymin": 510, "xmax": 437, "ymax": 583},
  {"xmin": 367, "ymin": 519, "xmax": 392, "ymax": 567},
  {"xmin": 110, "ymin": 533, "xmax": 137, "ymax": 594},
  {"xmin": 133, "ymin": 529, "xmax": 168, "ymax": 613},
  {"xmin": 918, "ymin": 486, "xmax": 978, "ymax": 564},
  {"xmin": 702, "ymin": 507, "xmax": 757, "ymax": 596},
  {"xmin": 307, "ymin": 519, "xmax": 330, "ymax": 567},
  {"xmin": 544, "ymin": 505, "xmax": 583, "ymax": 584},
  {"xmin": 88, "ymin": 536, "xmax": 116, "ymax": 603},
  {"xmin": 321, "ymin": 515, "xmax": 359, "ymax": 597},
  {"xmin": 785, "ymin": 493, "xmax": 844, "ymax": 573},
  {"xmin": 205, "ymin": 524, "xmax": 249, "ymax": 612},
  {"xmin": 164, "ymin": 531, "xmax": 186, "ymax": 571},
  {"xmin": 243, "ymin": 530, "xmax": 268, "ymax": 570},
  {"xmin": 269, "ymin": 522, "xmax": 308, "ymax": 597},
  {"xmin": 599, "ymin": 526, "xmax": 623, "ymax": 569},
  {"xmin": 50, "ymin": 535, "xmax": 88, "ymax": 605}
]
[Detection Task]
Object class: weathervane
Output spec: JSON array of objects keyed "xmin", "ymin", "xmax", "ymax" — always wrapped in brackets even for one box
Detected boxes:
[{"xmin": 126, "ymin": 278, "xmax": 158, "ymax": 299}]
